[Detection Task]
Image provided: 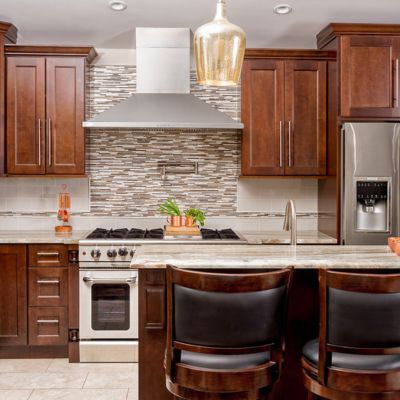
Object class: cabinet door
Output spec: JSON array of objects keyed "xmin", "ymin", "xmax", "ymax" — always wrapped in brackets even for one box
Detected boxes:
[
  {"xmin": 7, "ymin": 57, "xmax": 45, "ymax": 174},
  {"xmin": 46, "ymin": 57, "xmax": 85, "ymax": 174},
  {"xmin": 341, "ymin": 35, "xmax": 400, "ymax": 118},
  {"xmin": 284, "ymin": 60, "xmax": 327, "ymax": 175},
  {"xmin": 0, "ymin": 245, "xmax": 27, "ymax": 345},
  {"xmin": 241, "ymin": 59, "xmax": 285, "ymax": 175}
]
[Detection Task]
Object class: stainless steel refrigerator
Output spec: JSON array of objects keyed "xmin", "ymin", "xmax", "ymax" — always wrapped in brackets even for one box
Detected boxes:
[{"xmin": 341, "ymin": 122, "xmax": 400, "ymax": 245}]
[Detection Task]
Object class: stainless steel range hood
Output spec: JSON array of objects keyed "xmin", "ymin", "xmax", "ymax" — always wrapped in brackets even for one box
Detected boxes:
[{"xmin": 83, "ymin": 28, "xmax": 243, "ymax": 130}]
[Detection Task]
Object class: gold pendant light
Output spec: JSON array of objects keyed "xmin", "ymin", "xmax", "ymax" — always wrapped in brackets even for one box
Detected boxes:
[{"xmin": 194, "ymin": 0, "xmax": 246, "ymax": 86}]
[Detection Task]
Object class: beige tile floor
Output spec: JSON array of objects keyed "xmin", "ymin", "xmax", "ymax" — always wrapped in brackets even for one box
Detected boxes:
[{"xmin": 0, "ymin": 359, "xmax": 138, "ymax": 400}]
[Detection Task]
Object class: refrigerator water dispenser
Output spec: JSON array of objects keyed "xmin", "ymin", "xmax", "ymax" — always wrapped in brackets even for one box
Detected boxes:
[{"xmin": 355, "ymin": 180, "xmax": 389, "ymax": 232}]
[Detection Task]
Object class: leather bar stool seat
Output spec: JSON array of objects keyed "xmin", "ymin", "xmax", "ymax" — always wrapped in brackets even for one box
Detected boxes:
[
  {"xmin": 181, "ymin": 350, "xmax": 271, "ymax": 370},
  {"xmin": 303, "ymin": 338, "xmax": 400, "ymax": 371}
]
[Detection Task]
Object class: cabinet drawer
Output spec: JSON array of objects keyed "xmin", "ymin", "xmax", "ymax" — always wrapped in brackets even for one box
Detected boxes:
[
  {"xmin": 29, "ymin": 245, "xmax": 68, "ymax": 267},
  {"xmin": 28, "ymin": 306, "xmax": 68, "ymax": 346},
  {"xmin": 29, "ymin": 268, "xmax": 68, "ymax": 307}
]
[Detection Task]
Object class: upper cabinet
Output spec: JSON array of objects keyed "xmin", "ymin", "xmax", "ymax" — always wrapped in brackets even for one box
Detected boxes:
[
  {"xmin": 0, "ymin": 22, "xmax": 17, "ymax": 177},
  {"xmin": 317, "ymin": 24, "xmax": 400, "ymax": 118},
  {"xmin": 241, "ymin": 50, "xmax": 334, "ymax": 177},
  {"xmin": 5, "ymin": 46, "xmax": 97, "ymax": 176}
]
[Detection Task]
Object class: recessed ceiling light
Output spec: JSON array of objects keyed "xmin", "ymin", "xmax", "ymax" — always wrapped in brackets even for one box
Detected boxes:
[
  {"xmin": 273, "ymin": 4, "xmax": 293, "ymax": 15},
  {"xmin": 108, "ymin": 0, "xmax": 127, "ymax": 11}
]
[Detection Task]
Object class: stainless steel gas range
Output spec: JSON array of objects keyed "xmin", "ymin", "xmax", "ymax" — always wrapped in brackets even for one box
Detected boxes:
[{"xmin": 78, "ymin": 227, "xmax": 246, "ymax": 362}]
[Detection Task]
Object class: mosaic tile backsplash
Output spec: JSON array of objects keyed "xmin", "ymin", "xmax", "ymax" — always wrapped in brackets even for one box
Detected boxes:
[{"xmin": 86, "ymin": 64, "xmax": 243, "ymax": 217}]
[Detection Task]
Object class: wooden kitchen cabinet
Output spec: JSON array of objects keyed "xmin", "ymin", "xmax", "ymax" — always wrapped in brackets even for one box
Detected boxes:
[
  {"xmin": 0, "ymin": 245, "xmax": 27, "ymax": 346},
  {"xmin": 0, "ymin": 243, "xmax": 76, "ymax": 359},
  {"xmin": 317, "ymin": 24, "xmax": 400, "ymax": 118},
  {"xmin": 5, "ymin": 46, "xmax": 96, "ymax": 175},
  {"xmin": 139, "ymin": 268, "xmax": 173, "ymax": 400},
  {"xmin": 0, "ymin": 22, "xmax": 17, "ymax": 176},
  {"xmin": 241, "ymin": 50, "xmax": 334, "ymax": 176},
  {"xmin": 241, "ymin": 59, "xmax": 285, "ymax": 175}
]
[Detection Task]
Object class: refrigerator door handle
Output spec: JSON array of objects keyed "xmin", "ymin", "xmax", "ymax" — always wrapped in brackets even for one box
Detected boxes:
[{"xmin": 340, "ymin": 125, "xmax": 346, "ymax": 245}]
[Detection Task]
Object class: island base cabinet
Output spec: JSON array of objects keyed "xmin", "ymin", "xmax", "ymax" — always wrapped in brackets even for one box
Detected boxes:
[
  {"xmin": 0, "ymin": 245, "xmax": 27, "ymax": 346},
  {"xmin": 139, "ymin": 269, "xmax": 173, "ymax": 400}
]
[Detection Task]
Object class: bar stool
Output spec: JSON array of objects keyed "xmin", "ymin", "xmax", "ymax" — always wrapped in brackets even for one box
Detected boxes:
[
  {"xmin": 164, "ymin": 265, "xmax": 293, "ymax": 400},
  {"xmin": 302, "ymin": 269, "xmax": 400, "ymax": 400}
]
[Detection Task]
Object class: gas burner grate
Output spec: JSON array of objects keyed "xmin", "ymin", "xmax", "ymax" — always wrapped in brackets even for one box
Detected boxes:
[
  {"xmin": 146, "ymin": 228, "xmax": 164, "ymax": 239},
  {"xmin": 86, "ymin": 227, "xmax": 165, "ymax": 240},
  {"xmin": 200, "ymin": 228, "xmax": 240, "ymax": 240}
]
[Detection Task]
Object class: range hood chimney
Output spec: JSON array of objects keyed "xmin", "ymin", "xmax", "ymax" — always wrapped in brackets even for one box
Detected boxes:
[{"xmin": 83, "ymin": 28, "xmax": 243, "ymax": 130}]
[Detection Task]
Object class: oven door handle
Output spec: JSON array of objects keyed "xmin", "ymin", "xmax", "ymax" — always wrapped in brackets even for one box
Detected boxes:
[{"xmin": 83, "ymin": 276, "xmax": 137, "ymax": 284}]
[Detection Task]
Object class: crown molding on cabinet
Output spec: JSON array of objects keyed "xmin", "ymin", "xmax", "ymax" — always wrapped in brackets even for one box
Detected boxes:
[{"xmin": 5, "ymin": 45, "xmax": 98, "ymax": 63}]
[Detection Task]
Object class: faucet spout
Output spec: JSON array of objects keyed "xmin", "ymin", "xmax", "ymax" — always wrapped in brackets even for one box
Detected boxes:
[{"xmin": 283, "ymin": 200, "xmax": 297, "ymax": 246}]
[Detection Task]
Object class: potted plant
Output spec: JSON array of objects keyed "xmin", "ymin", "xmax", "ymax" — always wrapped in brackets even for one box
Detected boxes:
[
  {"xmin": 159, "ymin": 198, "xmax": 182, "ymax": 227},
  {"xmin": 184, "ymin": 208, "xmax": 206, "ymax": 227}
]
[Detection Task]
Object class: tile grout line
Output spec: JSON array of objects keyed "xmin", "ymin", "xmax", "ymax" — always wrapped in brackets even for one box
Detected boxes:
[{"xmin": 82, "ymin": 371, "xmax": 90, "ymax": 389}]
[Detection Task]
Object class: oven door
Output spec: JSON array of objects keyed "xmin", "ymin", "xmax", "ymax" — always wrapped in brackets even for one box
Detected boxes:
[{"xmin": 79, "ymin": 269, "xmax": 138, "ymax": 340}]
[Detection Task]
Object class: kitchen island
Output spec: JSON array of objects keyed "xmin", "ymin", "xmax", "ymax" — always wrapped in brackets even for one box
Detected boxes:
[{"xmin": 132, "ymin": 244, "xmax": 400, "ymax": 400}]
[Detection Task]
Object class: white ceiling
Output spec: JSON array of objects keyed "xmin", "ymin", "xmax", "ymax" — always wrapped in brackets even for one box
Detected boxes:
[{"xmin": 1, "ymin": 0, "xmax": 400, "ymax": 49}]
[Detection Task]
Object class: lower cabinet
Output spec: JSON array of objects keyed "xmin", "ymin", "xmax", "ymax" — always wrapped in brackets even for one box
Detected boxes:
[
  {"xmin": 0, "ymin": 245, "xmax": 27, "ymax": 346},
  {"xmin": 139, "ymin": 268, "xmax": 173, "ymax": 400},
  {"xmin": 0, "ymin": 244, "xmax": 71, "ymax": 357}
]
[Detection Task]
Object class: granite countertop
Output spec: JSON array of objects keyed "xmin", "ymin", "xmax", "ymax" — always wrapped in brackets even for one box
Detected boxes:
[
  {"xmin": 242, "ymin": 230, "xmax": 337, "ymax": 244},
  {"xmin": 0, "ymin": 230, "xmax": 90, "ymax": 244},
  {"xmin": 130, "ymin": 244, "xmax": 400, "ymax": 269}
]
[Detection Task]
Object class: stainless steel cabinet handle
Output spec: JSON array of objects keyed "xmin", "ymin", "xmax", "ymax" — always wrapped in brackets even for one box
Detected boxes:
[
  {"xmin": 288, "ymin": 121, "xmax": 293, "ymax": 167},
  {"xmin": 38, "ymin": 119, "xmax": 41, "ymax": 166},
  {"xmin": 83, "ymin": 276, "xmax": 137, "ymax": 284},
  {"xmin": 48, "ymin": 119, "xmax": 52, "ymax": 166},
  {"xmin": 37, "ymin": 319, "xmax": 59, "ymax": 324},
  {"xmin": 279, "ymin": 121, "xmax": 283, "ymax": 168},
  {"xmin": 37, "ymin": 252, "xmax": 59, "ymax": 257},
  {"xmin": 37, "ymin": 279, "xmax": 60, "ymax": 284},
  {"xmin": 394, "ymin": 59, "xmax": 399, "ymax": 108}
]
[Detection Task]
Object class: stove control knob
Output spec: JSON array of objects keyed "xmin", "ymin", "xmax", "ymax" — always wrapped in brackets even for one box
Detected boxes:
[
  {"xmin": 107, "ymin": 249, "xmax": 117, "ymax": 258},
  {"xmin": 91, "ymin": 249, "xmax": 101, "ymax": 259},
  {"xmin": 118, "ymin": 247, "xmax": 128, "ymax": 257},
  {"xmin": 130, "ymin": 249, "xmax": 136, "ymax": 257}
]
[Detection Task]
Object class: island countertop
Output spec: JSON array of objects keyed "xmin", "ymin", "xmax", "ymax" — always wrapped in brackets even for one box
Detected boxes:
[{"xmin": 130, "ymin": 244, "xmax": 400, "ymax": 269}]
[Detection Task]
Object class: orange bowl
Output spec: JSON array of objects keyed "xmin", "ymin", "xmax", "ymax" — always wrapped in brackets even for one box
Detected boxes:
[{"xmin": 388, "ymin": 237, "xmax": 400, "ymax": 252}]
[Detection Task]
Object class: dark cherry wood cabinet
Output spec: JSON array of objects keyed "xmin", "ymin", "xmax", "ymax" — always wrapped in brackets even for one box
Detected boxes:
[
  {"xmin": 241, "ymin": 50, "xmax": 334, "ymax": 176},
  {"xmin": 0, "ymin": 245, "xmax": 27, "ymax": 346},
  {"xmin": 0, "ymin": 243, "xmax": 76, "ymax": 359},
  {"xmin": 284, "ymin": 60, "xmax": 327, "ymax": 175},
  {"xmin": 317, "ymin": 23, "xmax": 400, "ymax": 118},
  {"xmin": 241, "ymin": 59, "xmax": 285, "ymax": 175},
  {"xmin": 0, "ymin": 22, "xmax": 17, "ymax": 176},
  {"xmin": 5, "ymin": 46, "xmax": 96, "ymax": 176},
  {"xmin": 139, "ymin": 268, "xmax": 173, "ymax": 400},
  {"xmin": 6, "ymin": 57, "xmax": 46, "ymax": 174}
]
